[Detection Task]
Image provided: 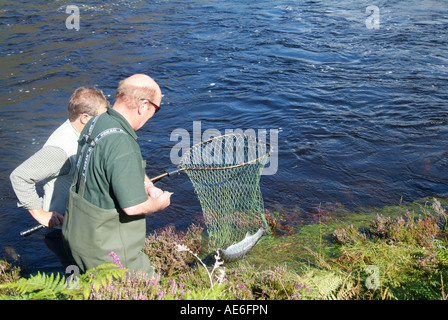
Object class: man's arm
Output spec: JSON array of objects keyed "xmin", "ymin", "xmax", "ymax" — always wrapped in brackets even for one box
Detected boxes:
[
  {"xmin": 122, "ymin": 190, "xmax": 172, "ymax": 216},
  {"xmin": 28, "ymin": 208, "xmax": 65, "ymax": 228},
  {"xmin": 10, "ymin": 146, "xmax": 69, "ymax": 227}
]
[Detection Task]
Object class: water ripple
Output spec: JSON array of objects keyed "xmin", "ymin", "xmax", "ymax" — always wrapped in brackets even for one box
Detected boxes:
[{"xmin": 1, "ymin": 0, "xmax": 448, "ymax": 273}]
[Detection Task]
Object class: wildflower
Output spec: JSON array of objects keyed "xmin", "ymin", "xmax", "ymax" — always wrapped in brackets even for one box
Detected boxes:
[
  {"xmin": 178, "ymin": 245, "xmax": 224, "ymax": 289},
  {"xmin": 109, "ymin": 251, "xmax": 124, "ymax": 269},
  {"xmin": 216, "ymin": 268, "xmax": 226, "ymax": 284},
  {"xmin": 176, "ymin": 244, "xmax": 190, "ymax": 252}
]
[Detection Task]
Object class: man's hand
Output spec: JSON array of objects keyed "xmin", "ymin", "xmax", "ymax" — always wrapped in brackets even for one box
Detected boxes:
[
  {"xmin": 122, "ymin": 174, "xmax": 173, "ymax": 216},
  {"xmin": 144, "ymin": 174, "xmax": 155, "ymax": 189},
  {"xmin": 152, "ymin": 190, "xmax": 173, "ymax": 211},
  {"xmin": 146, "ymin": 185, "xmax": 164, "ymax": 198},
  {"xmin": 144, "ymin": 174, "xmax": 171, "ymax": 209},
  {"xmin": 123, "ymin": 190, "xmax": 173, "ymax": 216},
  {"xmin": 29, "ymin": 208, "xmax": 64, "ymax": 228}
]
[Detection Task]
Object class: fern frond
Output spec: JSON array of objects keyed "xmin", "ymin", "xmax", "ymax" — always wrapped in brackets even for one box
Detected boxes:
[
  {"xmin": 314, "ymin": 273, "xmax": 343, "ymax": 300},
  {"xmin": 0, "ymin": 272, "xmax": 71, "ymax": 300},
  {"xmin": 0, "ymin": 293, "xmax": 26, "ymax": 300},
  {"xmin": 82, "ymin": 263, "xmax": 126, "ymax": 280},
  {"xmin": 436, "ymin": 247, "xmax": 448, "ymax": 266},
  {"xmin": 0, "ymin": 263, "xmax": 127, "ymax": 300},
  {"xmin": 300, "ymin": 269, "xmax": 344, "ymax": 300}
]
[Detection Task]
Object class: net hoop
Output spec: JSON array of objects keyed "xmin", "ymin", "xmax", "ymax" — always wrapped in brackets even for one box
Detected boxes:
[{"xmin": 178, "ymin": 133, "xmax": 273, "ymax": 171}]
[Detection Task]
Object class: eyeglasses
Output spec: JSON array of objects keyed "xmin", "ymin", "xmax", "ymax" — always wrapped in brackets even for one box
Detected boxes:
[{"xmin": 140, "ymin": 98, "xmax": 161, "ymax": 114}]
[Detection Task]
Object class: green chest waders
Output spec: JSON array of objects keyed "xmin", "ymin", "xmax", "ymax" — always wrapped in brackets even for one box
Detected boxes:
[{"xmin": 62, "ymin": 114, "xmax": 153, "ymax": 276}]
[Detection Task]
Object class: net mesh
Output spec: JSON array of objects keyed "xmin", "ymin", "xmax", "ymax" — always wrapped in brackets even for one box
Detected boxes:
[{"xmin": 179, "ymin": 133, "xmax": 271, "ymax": 251}]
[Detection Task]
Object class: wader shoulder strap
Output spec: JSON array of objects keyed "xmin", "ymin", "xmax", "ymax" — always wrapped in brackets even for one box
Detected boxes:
[
  {"xmin": 73, "ymin": 113, "xmax": 127, "ymax": 197},
  {"xmin": 80, "ymin": 127, "xmax": 126, "ymax": 177},
  {"xmin": 75, "ymin": 113, "xmax": 102, "ymax": 172}
]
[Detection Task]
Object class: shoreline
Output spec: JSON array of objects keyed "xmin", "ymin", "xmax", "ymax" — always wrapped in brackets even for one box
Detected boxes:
[{"xmin": 1, "ymin": 195, "xmax": 448, "ymax": 300}]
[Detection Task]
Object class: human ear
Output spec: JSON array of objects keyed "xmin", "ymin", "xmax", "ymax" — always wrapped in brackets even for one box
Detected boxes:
[
  {"xmin": 137, "ymin": 100, "xmax": 147, "ymax": 115},
  {"xmin": 80, "ymin": 114, "xmax": 90, "ymax": 125}
]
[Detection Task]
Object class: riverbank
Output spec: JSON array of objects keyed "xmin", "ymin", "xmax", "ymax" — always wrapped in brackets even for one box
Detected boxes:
[{"xmin": 1, "ymin": 196, "xmax": 447, "ymax": 300}]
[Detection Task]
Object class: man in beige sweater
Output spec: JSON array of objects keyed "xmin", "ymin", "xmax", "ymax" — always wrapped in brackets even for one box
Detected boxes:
[{"xmin": 10, "ymin": 87, "xmax": 108, "ymax": 229}]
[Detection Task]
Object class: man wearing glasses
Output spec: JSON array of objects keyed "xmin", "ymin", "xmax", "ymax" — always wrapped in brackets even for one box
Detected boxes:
[{"xmin": 62, "ymin": 74, "xmax": 172, "ymax": 277}]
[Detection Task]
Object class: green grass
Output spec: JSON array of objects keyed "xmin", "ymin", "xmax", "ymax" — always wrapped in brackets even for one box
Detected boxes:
[{"xmin": 1, "ymin": 196, "xmax": 448, "ymax": 300}]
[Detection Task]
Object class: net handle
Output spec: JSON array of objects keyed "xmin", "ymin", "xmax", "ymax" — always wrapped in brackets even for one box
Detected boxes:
[
  {"xmin": 150, "ymin": 168, "xmax": 183, "ymax": 183},
  {"xmin": 19, "ymin": 169, "xmax": 183, "ymax": 237}
]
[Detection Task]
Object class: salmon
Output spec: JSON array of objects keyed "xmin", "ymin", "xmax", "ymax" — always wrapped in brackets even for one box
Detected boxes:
[{"xmin": 220, "ymin": 228, "xmax": 265, "ymax": 262}]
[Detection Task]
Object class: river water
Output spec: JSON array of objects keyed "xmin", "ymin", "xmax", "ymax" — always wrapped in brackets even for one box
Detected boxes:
[{"xmin": 1, "ymin": 0, "xmax": 447, "ymax": 274}]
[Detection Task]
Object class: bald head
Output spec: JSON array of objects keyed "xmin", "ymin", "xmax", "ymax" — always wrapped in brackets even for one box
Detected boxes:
[
  {"xmin": 115, "ymin": 74, "xmax": 162, "ymax": 109},
  {"xmin": 113, "ymin": 74, "xmax": 162, "ymax": 131},
  {"xmin": 123, "ymin": 74, "xmax": 157, "ymax": 87}
]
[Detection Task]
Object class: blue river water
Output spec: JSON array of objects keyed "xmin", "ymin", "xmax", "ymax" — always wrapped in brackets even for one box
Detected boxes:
[{"xmin": 0, "ymin": 0, "xmax": 447, "ymax": 274}]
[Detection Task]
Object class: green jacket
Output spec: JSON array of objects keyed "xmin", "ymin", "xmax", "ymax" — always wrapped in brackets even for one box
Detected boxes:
[{"xmin": 62, "ymin": 107, "xmax": 153, "ymax": 276}]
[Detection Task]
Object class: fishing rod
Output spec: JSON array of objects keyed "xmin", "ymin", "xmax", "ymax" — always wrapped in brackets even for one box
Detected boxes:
[
  {"xmin": 19, "ymin": 168, "xmax": 182, "ymax": 237},
  {"xmin": 19, "ymin": 132, "xmax": 272, "ymax": 265},
  {"xmin": 20, "ymin": 132, "xmax": 272, "ymax": 238}
]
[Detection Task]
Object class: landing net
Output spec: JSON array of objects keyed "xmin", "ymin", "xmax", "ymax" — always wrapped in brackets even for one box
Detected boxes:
[{"xmin": 179, "ymin": 133, "xmax": 272, "ymax": 251}]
